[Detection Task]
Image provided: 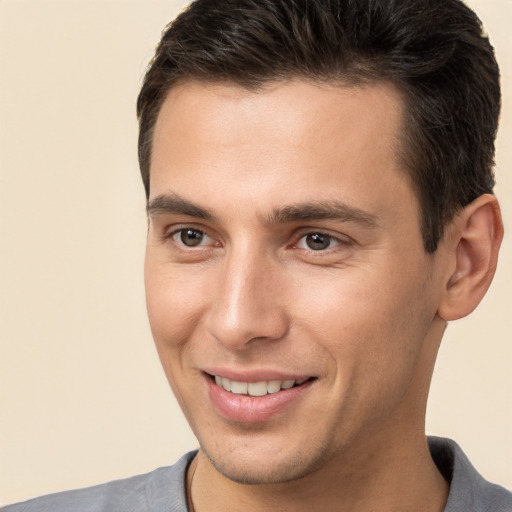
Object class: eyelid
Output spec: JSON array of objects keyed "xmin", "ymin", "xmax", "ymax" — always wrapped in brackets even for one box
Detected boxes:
[
  {"xmin": 162, "ymin": 224, "xmax": 220, "ymax": 248},
  {"xmin": 293, "ymin": 229, "xmax": 352, "ymax": 249},
  {"xmin": 295, "ymin": 234, "xmax": 339, "ymax": 251},
  {"xmin": 174, "ymin": 228, "xmax": 214, "ymax": 246},
  {"xmin": 159, "ymin": 223, "xmax": 352, "ymax": 252}
]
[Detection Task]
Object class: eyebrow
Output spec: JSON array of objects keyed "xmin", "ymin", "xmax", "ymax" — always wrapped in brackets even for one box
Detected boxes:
[
  {"xmin": 265, "ymin": 201, "xmax": 379, "ymax": 228},
  {"xmin": 147, "ymin": 193, "xmax": 214, "ymax": 220},
  {"xmin": 147, "ymin": 193, "xmax": 378, "ymax": 228}
]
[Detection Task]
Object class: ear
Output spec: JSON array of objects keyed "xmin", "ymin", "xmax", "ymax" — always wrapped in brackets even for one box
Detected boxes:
[{"xmin": 438, "ymin": 194, "xmax": 504, "ymax": 321}]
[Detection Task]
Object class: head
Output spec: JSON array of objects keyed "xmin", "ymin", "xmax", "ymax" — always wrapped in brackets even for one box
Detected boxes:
[
  {"xmin": 137, "ymin": 0, "xmax": 501, "ymax": 253},
  {"xmin": 138, "ymin": 0, "xmax": 503, "ymax": 488}
]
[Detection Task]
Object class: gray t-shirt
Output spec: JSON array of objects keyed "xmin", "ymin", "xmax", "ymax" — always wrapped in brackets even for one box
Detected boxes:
[{"xmin": 3, "ymin": 437, "xmax": 511, "ymax": 511}]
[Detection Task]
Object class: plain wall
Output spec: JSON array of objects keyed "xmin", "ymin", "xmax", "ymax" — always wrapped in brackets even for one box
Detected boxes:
[{"xmin": 0, "ymin": 0, "xmax": 511, "ymax": 505}]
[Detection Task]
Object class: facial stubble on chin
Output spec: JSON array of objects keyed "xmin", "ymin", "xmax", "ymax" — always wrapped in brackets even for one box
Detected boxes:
[{"xmin": 199, "ymin": 435, "xmax": 335, "ymax": 485}]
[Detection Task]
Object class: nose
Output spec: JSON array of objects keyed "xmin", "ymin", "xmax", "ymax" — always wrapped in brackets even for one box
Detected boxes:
[{"xmin": 204, "ymin": 251, "xmax": 289, "ymax": 350}]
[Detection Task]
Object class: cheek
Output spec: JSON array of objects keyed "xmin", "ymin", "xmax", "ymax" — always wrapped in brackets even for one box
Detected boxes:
[
  {"xmin": 144, "ymin": 255, "xmax": 208, "ymax": 354},
  {"xmin": 298, "ymin": 264, "xmax": 432, "ymax": 385},
  {"xmin": 144, "ymin": 259, "xmax": 210, "ymax": 413}
]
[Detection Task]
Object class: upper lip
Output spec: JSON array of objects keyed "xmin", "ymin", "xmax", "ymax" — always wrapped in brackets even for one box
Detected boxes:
[{"xmin": 202, "ymin": 368, "xmax": 314, "ymax": 383}]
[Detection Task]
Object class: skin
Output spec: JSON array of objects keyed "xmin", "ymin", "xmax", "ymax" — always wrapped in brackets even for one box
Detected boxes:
[{"xmin": 144, "ymin": 80, "xmax": 502, "ymax": 511}]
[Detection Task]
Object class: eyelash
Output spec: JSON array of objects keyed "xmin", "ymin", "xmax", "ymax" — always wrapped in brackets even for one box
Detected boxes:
[
  {"xmin": 164, "ymin": 226, "xmax": 350, "ymax": 254},
  {"xmin": 165, "ymin": 227, "xmax": 217, "ymax": 248},
  {"xmin": 294, "ymin": 232, "xmax": 347, "ymax": 252}
]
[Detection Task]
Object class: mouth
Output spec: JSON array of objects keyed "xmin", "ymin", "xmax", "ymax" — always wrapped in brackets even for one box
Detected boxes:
[
  {"xmin": 209, "ymin": 373, "xmax": 314, "ymax": 397},
  {"xmin": 204, "ymin": 372, "xmax": 316, "ymax": 422}
]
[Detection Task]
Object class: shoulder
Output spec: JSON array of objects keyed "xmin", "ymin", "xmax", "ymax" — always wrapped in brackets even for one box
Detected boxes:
[
  {"xmin": 428, "ymin": 436, "xmax": 512, "ymax": 512},
  {"xmin": 1, "ymin": 451, "xmax": 196, "ymax": 512}
]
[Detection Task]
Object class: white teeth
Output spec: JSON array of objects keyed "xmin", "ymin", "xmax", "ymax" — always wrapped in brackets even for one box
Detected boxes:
[
  {"xmin": 248, "ymin": 381, "xmax": 268, "ymax": 397},
  {"xmin": 221, "ymin": 377, "xmax": 231, "ymax": 391},
  {"xmin": 281, "ymin": 380, "xmax": 295, "ymax": 389},
  {"xmin": 267, "ymin": 380, "xmax": 282, "ymax": 394},
  {"xmin": 230, "ymin": 380, "xmax": 248, "ymax": 395},
  {"xmin": 213, "ymin": 376, "xmax": 310, "ymax": 396}
]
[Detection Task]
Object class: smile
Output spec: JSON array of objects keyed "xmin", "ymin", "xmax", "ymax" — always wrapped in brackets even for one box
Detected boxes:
[
  {"xmin": 206, "ymin": 372, "xmax": 316, "ymax": 422},
  {"xmin": 213, "ymin": 375, "xmax": 311, "ymax": 397}
]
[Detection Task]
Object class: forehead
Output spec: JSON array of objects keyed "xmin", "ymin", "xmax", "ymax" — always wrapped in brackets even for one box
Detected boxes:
[
  {"xmin": 150, "ymin": 80, "xmax": 416, "ymax": 226},
  {"xmin": 152, "ymin": 79, "xmax": 405, "ymax": 166}
]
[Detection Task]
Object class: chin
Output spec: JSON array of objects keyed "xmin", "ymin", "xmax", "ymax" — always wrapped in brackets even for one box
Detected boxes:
[{"xmin": 199, "ymin": 437, "xmax": 333, "ymax": 485}]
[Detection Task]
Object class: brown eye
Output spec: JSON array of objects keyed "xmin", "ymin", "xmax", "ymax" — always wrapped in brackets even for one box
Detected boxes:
[
  {"xmin": 297, "ymin": 233, "xmax": 340, "ymax": 251},
  {"xmin": 306, "ymin": 233, "xmax": 330, "ymax": 250},
  {"xmin": 173, "ymin": 229, "xmax": 209, "ymax": 247}
]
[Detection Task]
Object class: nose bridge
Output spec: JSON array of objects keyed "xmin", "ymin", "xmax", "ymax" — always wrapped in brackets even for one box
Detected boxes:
[{"xmin": 206, "ymin": 243, "xmax": 287, "ymax": 348}]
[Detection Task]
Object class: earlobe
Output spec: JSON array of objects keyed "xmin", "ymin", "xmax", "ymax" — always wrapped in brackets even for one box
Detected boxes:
[{"xmin": 438, "ymin": 194, "xmax": 503, "ymax": 321}]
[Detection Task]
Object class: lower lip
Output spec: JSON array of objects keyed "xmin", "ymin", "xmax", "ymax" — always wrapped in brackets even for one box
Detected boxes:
[{"xmin": 206, "ymin": 376, "xmax": 313, "ymax": 423}]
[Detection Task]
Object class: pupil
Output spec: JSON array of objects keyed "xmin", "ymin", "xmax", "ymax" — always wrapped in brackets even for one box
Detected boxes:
[
  {"xmin": 306, "ymin": 233, "xmax": 330, "ymax": 250},
  {"xmin": 181, "ymin": 229, "xmax": 203, "ymax": 247}
]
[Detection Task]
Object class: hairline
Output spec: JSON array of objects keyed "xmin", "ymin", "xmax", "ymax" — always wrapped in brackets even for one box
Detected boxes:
[{"xmin": 141, "ymin": 74, "xmax": 440, "ymax": 253}]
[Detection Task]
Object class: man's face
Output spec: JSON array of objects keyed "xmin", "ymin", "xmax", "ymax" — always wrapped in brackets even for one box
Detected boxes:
[{"xmin": 145, "ymin": 80, "xmax": 448, "ymax": 484}]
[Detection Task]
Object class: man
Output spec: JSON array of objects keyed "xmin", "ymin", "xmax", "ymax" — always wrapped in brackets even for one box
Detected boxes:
[{"xmin": 4, "ymin": 0, "xmax": 511, "ymax": 511}]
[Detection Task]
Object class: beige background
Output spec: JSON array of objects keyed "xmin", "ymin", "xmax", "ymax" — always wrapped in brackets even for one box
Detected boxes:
[{"xmin": 0, "ymin": 0, "xmax": 510, "ymax": 506}]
